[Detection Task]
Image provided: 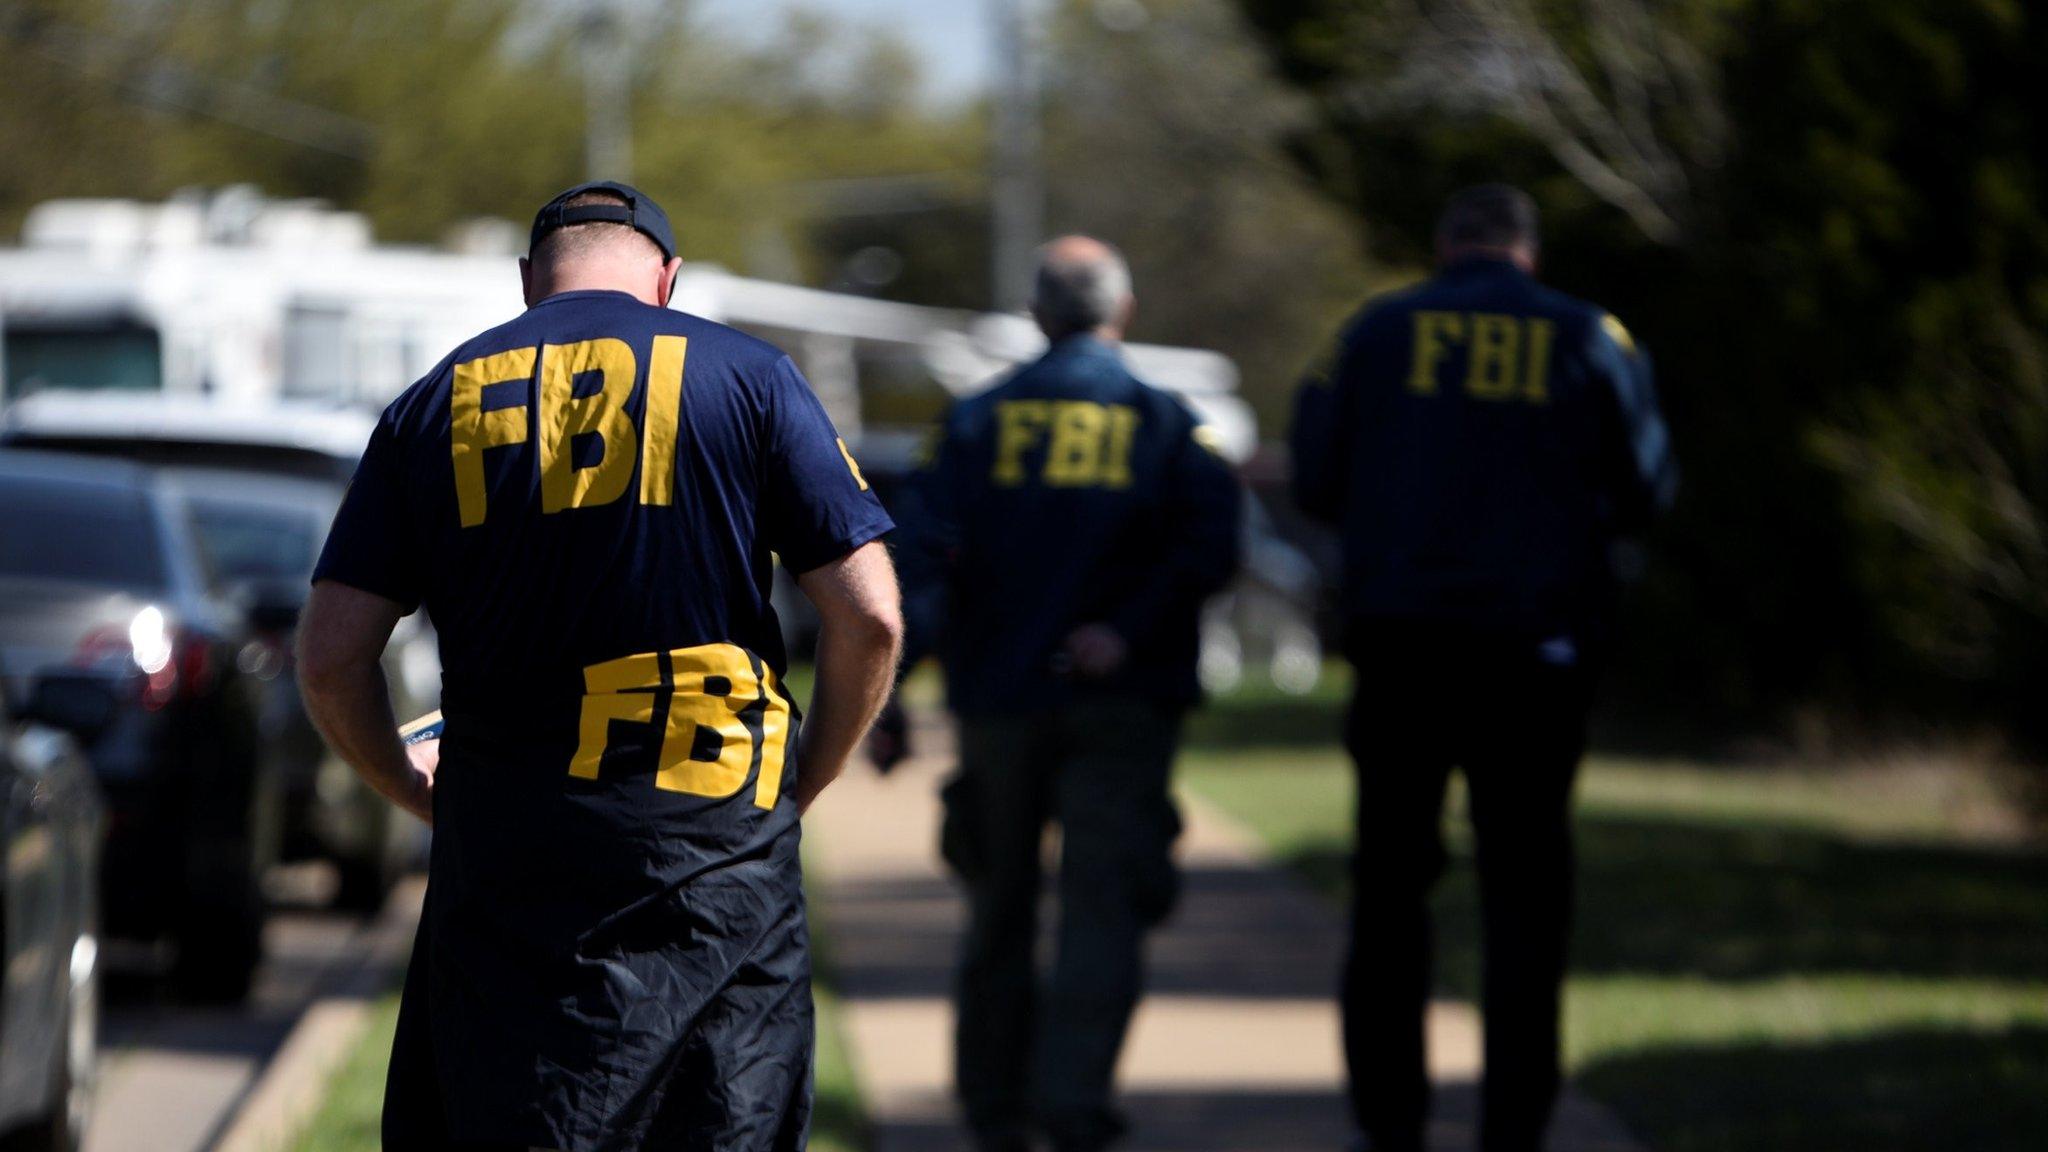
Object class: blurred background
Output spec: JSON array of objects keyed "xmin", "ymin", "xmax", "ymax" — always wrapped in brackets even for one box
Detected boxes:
[{"xmin": 0, "ymin": 1, "xmax": 2040, "ymax": 1151}]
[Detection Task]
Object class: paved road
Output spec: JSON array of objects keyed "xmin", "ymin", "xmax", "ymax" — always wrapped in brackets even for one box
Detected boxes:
[{"xmin": 85, "ymin": 873, "xmax": 383, "ymax": 1152}]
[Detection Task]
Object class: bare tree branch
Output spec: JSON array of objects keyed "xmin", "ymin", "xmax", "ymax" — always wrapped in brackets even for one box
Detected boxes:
[{"xmin": 1327, "ymin": 0, "xmax": 1724, "ymax": 246}]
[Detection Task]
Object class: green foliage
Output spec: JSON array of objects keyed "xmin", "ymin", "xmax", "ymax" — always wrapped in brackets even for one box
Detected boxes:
[
  {"xmin": 1038, "ymin": 0, "xmax": 1381, "ymax": 423},
  {"xmin": 1232, "ymin": 0, "xmax": 2048, "ymax": 753},
  {"xmin": 0, "ymin": 0, "xmax": 980, "ymax": 277},
  {"xmin": 290, "ymin": 995, "xmax": 400, "ymax": 1152}
]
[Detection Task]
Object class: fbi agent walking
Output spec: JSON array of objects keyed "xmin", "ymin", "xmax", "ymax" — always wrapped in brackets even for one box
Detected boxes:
[
  {"xmin": 295, "ymin": 182, "xmax": 903, "ymax": 1151},
  {"xmin": 1291, "ymin": 186, "xmax": 1676, "ymax": 1152},
  {"xmin": 894, "ymin": 237, "xmax": 1241, "ymax": 1152}
]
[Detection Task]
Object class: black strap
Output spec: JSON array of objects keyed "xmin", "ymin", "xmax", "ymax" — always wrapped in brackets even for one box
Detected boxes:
[
  {"xmin": 538, "ymin": 202, "xmax": 635, "ymax": 233},
  {"xmin": 554, "ymin": 203, "xmax": 635, "ymax": 229}
]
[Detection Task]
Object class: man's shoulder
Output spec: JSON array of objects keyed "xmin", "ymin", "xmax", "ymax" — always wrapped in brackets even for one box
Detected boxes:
[
  {"xmin": 456, "ymin": 296, "xmax": 793, "ymax": 370},
  {"xmin": 1520, "ymin": 279, "xmax": 1606, "ymax": 322},
  {"xmin": 395, "ymin": 301, "xmax": 798, "ymax": 416},
  {"xmin": 1519, "ymin": 283, "xmax": 1637, "ymax": 355},
  {"xmin": 1339, "ymin": 279, "xmax": 1439, "ymax": 340},
  {"xmin": 1414, "ymin": 272, "xmax": 1624, "ymax": 346},
  {"xmin": 1010, "ymin": 349, "xmax": 1195, "ymax": 433},
  {"xmin": 648, "ymin": 308, "xmax": 793, "ymax": 374}
]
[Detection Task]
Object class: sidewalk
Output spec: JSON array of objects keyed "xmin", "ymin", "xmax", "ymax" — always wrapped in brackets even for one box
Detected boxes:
[{"xmin": 805, "ymin": 716, "xmax": 1641, "ymax": 1152}]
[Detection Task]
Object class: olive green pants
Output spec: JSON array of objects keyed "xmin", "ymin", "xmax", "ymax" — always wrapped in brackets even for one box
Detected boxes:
[{"xmin": 945, "ymin": 696, "xmax": 1184, "ymax": 1152}]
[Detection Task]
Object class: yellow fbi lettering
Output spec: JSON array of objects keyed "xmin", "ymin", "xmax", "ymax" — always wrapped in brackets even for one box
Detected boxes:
[
  {"xmin": 1408, "ymin": 311, "xmax": 1555, "ymax": 404},
  {"xmin": 450, "ymin": 335, "xmax": 689, "ymax": 527},
  {"xmin": 569, "ymin": 642, "xmax": 790, "ymax": 810},
  {"xmin": 991, "ymin": 399, "xmax": 1138, "ymax": 488}
]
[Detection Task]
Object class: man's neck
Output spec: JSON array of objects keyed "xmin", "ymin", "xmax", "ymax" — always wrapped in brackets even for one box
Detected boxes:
[
  {"xmin": 530, "ymin": 261, "xmax": 659, "ymax": 307},
  {"xmin": 1440, "ymin": 245, "xmax": 1536, "ymax": 275},
  {"xmin": 535, "ymin": 280, "xmax": 653, "ymax": 306}
]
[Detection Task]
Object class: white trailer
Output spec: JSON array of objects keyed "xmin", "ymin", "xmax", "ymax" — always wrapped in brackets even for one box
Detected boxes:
[{"xmin": 0, "ymin": 189, "xmax": 1257, "ymax": 468}]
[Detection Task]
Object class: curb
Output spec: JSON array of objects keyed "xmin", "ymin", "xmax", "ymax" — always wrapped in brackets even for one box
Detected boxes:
[{"xmin": 211, "ymin": 877, "xmax": 424, "ymax": 1152}]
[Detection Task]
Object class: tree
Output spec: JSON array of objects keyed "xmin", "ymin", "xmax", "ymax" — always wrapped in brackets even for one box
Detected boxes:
[
  {"xmin": 0, "ymin": 0, "xmax": 980, "ymax": 280},
  {"xmin": 1235, "ymin": 0, "xmax": 2048, "ymax": 754},
  {"xmin": 1038, "ymin": 0, "xmax": 1379, "ymax": 426}
]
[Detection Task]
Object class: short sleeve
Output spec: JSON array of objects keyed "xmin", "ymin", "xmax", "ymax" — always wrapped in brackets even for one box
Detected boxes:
[
  {"xmin": 311, "ymin": 413, "xmax": 425, "ymax": 611},
  {"xmin": 759, "ymin": 356, "xmax": 896, "ymax": 573}
]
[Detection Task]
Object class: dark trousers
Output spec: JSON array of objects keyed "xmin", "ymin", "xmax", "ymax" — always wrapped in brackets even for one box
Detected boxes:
[
  {"xmin": 946, "ymin": 697, "xmax": 1184, "ymax": 1152},
  {"xmin": 1341, "ymin": 626, "xmax": 1593, "ymax": 1152}
]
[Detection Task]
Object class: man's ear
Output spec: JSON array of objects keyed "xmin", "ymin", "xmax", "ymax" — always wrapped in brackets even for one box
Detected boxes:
[
  {"xmin": 1114, "ymin": 294, "xmax": 1137, "ymax": 337},
  {"xmin": 656, "ymin": 257, "xmax": 684, "ymax": 308},
  {"xmin": 519, "ymin": 257, "xmax": 536, "ymax": 307}
]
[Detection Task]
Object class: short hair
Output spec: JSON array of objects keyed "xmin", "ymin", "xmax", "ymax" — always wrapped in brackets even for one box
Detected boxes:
[
  {"xmin": 531, "ymin": 190, "xmax": 662, "ymax": 265},
  {"xmin": 1032, "ymin": 237, "xmax": 1133, "ymax": 336},
  {"xmin": 1436, "ymin": 184, "xmax": 1540, "ymax": 251}
]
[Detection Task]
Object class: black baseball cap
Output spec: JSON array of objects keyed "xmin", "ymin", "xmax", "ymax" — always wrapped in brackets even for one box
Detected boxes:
[{"xmin": 529, "ymin": 180, "xmax": 676, "ymax": 261}]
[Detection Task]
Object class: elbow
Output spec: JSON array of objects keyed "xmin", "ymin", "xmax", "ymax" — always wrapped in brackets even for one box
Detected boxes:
[
  {"xmin": 294, "ymin": 634, "xmax": 364, "ymax": 703},
  {"xmin": 826, "ymin": 598, "xmax": 905, "ymax": 660},
  {"xmin": 869, "ymin": 600, "xmax": 907, "ymax": 658}
]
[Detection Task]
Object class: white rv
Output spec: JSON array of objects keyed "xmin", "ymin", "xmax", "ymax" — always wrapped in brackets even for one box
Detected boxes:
[{"xmin": 0, "ymin": 188, "xmax": 1256, "ymax": 470}]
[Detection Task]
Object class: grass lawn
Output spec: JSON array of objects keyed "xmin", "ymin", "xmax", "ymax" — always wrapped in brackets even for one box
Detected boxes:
[
  {"xmin": 1179, "ymin": 669, "xmax": 2048, "ymax": 1152},
  {"xmin": 287, "ymin": 914, "xmax": 871, "ymax": 1152}
]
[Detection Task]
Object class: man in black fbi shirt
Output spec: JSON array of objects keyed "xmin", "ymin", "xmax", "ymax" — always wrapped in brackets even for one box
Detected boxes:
[
  {"xmin": 1292, "ymin": 185, "xmax": 1676, "ymax": 1152},
  {"xmin": 295, "ymin": 182, "xmax": 903, "ymax": 1151},
  {"xmin": 893, "ymin": 235, "xmax": 1242, "ymax": 1152}
]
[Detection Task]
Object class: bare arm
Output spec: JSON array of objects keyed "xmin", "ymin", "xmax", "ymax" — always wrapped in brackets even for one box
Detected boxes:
[
  {"xmin": 296, "ymin": 581, "xmax": 435, "ymax": 825},
  {"xmin": 792, "ymin": 540, "xmax": 903, "ymax": 814}
]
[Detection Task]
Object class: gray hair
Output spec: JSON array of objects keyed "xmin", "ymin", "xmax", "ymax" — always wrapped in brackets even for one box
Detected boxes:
[{"xmin": 1031, "ymin": 236, "xmax": 1133, "ymax": 337}]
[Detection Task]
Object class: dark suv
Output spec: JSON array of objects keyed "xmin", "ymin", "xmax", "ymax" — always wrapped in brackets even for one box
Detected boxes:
[
  {"xmin": 2, "ymin": 393, "xmax": 434, "ymax": 910},
  {"xmin": 0, "ymin": 450, "xmax": 278, "ymax": 1003}
]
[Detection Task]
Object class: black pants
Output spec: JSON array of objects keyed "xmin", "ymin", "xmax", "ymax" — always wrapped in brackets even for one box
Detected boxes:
[
  {"xmin": 947, "ymin": 697, "xmax": 1184, "ymax": 1152},
  {"xmin": 1341, "ymin": 626, "xmax": 1593, "ymax": 1152}
]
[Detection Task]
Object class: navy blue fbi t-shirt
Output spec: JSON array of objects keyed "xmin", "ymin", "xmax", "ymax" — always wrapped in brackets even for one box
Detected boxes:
[{"xmin": 312, "ymin": 289, "xmax": 890, "ymax": 1148}]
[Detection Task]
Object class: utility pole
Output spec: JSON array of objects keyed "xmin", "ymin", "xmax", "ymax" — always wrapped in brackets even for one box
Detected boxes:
[
  {"xmin": 989, "ymin": 0, "xmax": 1043, "ymax": 312},
  {"xmin": 580, "ymin": 2, "xmax": 632, "ymax": 182}
]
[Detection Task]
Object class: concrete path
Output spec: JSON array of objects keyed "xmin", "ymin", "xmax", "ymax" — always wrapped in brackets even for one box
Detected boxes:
[
  {"xmin": 87, "ymin": 893, "xmax": 369, "ymax": 1152},
  {"xmin": 805, "ymin": 716, "xmax": 1641, "ymax": 1152}
]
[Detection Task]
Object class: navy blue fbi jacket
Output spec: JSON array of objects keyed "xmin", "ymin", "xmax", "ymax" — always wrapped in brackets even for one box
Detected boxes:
[
  {"xmin": 312, "ymin": 289, "xmax": 892, "ymax": 1149},
  {"xmin": 1291, "ymin": 258, "xmax": 1676, "ymax": 650},
  {"xmin": 896, "ymin": 334, "xmax": 1242, "ymax": 715}
]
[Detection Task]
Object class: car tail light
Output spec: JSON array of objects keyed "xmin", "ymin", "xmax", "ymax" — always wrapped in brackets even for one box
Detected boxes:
[{"xmin": 74, "ymin": 606, "xmax": 215, "ymax": 710}]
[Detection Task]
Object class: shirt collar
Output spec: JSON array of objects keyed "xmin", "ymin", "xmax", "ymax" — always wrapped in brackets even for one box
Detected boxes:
[
  {"xmin": 529, "ymin": 288, "xmax": 644, "ymax": 310},
  {"xmin": 1440, "ymin": 255, "xmax": 1531, "ymax": 280},
  {"xmin": 1045, "ymin": 332, "xmax": 1122, "ymax": 360}
]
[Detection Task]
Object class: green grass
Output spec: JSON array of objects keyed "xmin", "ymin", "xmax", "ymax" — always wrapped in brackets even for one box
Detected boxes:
[
  {"xmin": 288, "ymin": 909, "xmax": 871, "ymax": 1152},
  {"xmin": 1177, "ymin": 676, "xmax": 2048, "ymax": 1152},
  {"xmin": 289, "ymin": 996, "xmax": 398, "ymax": 1152}
]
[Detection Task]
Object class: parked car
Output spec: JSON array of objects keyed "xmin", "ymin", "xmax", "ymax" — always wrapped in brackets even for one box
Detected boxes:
[
  {"xmin": 0, "ymin": 449, "xmax": 278, "ymax": 1003},
  {"xmin": 0, "ymin": 673, "xmax": 105, "ymax": 1152},
  {"xmin": 1, "ymin": 393, "xmax": 436, "ymax": 908}
]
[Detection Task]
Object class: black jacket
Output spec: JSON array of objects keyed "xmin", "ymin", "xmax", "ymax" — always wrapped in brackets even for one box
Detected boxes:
[{"xmin": 896, "ymin": 335, "xmax": 1242, "ymax": 714}]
